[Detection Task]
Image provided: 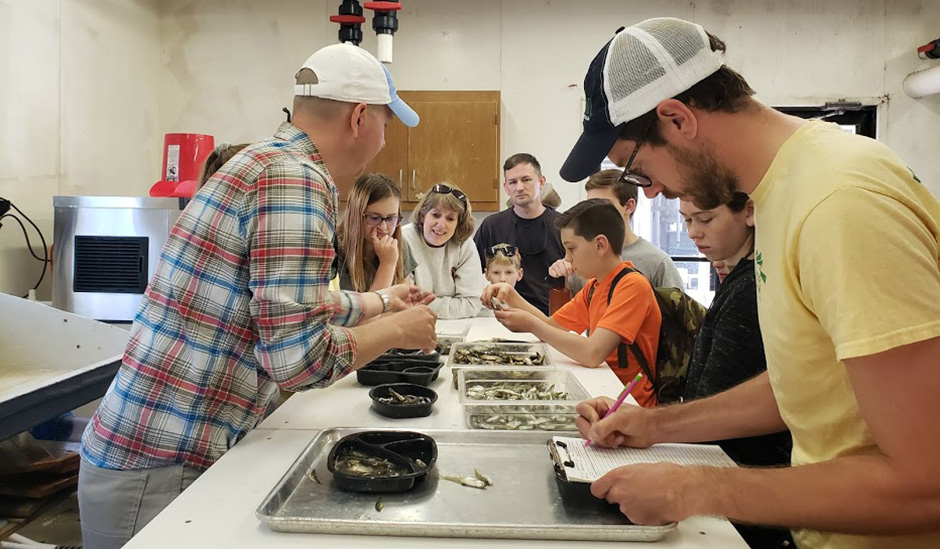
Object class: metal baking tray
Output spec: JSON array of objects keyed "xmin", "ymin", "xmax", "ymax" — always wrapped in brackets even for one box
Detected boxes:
[{"xmin": 256, "ymin": 427, "xmax": 676, "ymax": 541}]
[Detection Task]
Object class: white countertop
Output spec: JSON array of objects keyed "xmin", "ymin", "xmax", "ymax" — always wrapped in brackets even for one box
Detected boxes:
[{"xmin": 124, "ymin": 317, "xmax": 748, "ymax": 548}]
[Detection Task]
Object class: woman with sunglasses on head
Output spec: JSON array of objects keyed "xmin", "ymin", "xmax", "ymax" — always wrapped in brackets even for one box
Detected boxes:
[
  {"xmin": 402, "ymin": 182, "xmax": 485, "ymax": 319},
  {"xmin": 337, "ymin": 173, "xmax": 417, "ymax": 292},
  {"xmin": 680, "ymin": 192, "xmax": 793, "ymax": 549}
]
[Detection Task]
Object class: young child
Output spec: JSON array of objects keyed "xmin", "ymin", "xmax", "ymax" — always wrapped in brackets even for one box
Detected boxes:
[
  {"xmin": 482, "ymin": 198, "xmax": 662, "ymax": 407},
  {"xmin": 402, "ymin": 182, "xmax": 484, "ymax": 319},
  {"xmin": 336, "ymin": 173, "xmax": 416, "ymax": 291},
  {"xmin": 483, "ymin": 243, "xmax": 523, "ymax": 287}
]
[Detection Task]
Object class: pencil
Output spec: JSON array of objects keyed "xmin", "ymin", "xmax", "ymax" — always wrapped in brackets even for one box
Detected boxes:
[{"xmin": 584, "ymin": 373, "xmax": 643, "ymax": 447}]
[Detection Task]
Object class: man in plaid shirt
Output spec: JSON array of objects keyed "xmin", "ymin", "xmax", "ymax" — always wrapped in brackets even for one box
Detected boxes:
[{"xmin": 78, "ymin": 44, "xmax": 435, "ymax": 549}]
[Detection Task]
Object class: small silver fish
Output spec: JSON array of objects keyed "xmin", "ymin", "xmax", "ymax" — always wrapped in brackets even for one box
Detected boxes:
[
  {"xmin": 440, "ymin": 473, "xmax": 487, "ymax": 489},
  {"xmin": 473, "ymin": 468, "xmax": 494, "ymax": 487}
]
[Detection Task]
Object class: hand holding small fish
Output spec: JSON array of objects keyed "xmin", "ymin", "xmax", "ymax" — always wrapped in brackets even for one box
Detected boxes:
[
  {"xmin": 385, "ymin": 283, "xmax": 436, "ymax": 312},
  {"xmin": 392, "ymin": 305, "xmax": 438, "ymax": 351},
  {"xmin": 494, "ymin": 308, "xmax": 538, "ymax": 333},
  {"xmin": 481, "ymin": 282, "xmax": 519, "ymax": 310}
]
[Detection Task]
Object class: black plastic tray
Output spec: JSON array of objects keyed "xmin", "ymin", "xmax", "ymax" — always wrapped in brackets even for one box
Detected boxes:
[
  {"xmin": 369, "ymin": 383, "xmax": 438, "ymax": 419},
  {"xmin": 381, "ymin": 348, "xmax": 442, "ymax": 364},
  {"xmin": 357, "ymin": 361, "xmax": 443, "ymax": 386},
  {"xmin": 326, "ymin": 431, "xmax": 437, "ymax": 493}
]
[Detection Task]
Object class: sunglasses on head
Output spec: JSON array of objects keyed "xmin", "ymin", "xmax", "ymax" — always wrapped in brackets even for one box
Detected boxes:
[
  {"xmin": 430, "ymin": 184, "xmax": 468, "ymax": 205},
  {"xmin": 484, "ymin": 245, "xmax": 518, "ymax": 259}
]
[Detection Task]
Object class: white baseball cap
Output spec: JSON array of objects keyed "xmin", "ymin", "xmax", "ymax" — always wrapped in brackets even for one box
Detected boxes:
[
  {"xmin": 295, "ymin": 43, "xmax": 419, "ymax": 127},
  {"xmin": 561, "ymin": 18, "xmax": 723, "ymax": 182}
]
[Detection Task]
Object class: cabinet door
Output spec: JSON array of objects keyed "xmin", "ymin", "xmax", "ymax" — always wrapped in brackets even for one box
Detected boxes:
[
  {"xmin": 350, "ymin": 115, "xmax": 409, "ymax": 201},
  {"xmin": 406, "ymin": 92, "xmax": 500, "ymax": 209}
]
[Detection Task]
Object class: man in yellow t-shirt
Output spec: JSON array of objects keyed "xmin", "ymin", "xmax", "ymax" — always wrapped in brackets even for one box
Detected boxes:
[{"xmin": 561, "ymin": 18, "xmax": 940, "ymax": 549}]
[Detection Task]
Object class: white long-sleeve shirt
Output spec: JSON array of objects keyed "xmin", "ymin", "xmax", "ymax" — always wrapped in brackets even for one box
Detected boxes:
[{"xmin": 402, "ymin": 224, "xmax": 484, "ymax": 319}]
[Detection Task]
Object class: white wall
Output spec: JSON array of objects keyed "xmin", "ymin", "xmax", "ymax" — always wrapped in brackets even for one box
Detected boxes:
[
  {"xmin": 0, "ymin": 0, "xmax": 160, "ymax": 297},
  {"xmin": 2, "ymin": 0, "xmax": 938, "ymax": 296},
  {"xmin": 157, "ymin": 0, "xmax": 940, "ymax": 208}
]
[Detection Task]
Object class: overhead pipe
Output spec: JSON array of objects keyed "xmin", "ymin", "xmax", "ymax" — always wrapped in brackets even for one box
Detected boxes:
[
  {"xmin": 329, "ymin": 1, "xmax": 402, "ymax": 64},
  {"xmin": 903, "ymin": 64, "xmax": 940, "ymax": 99},
  {"xmin": 365, "ymin": 1, "xmax": 402, "ymax": 63}
]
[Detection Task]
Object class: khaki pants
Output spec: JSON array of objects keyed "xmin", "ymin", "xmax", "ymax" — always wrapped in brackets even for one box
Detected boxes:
[{"xmin": 78, "ymin": 458, "xmax": 201, "ymax": 549}]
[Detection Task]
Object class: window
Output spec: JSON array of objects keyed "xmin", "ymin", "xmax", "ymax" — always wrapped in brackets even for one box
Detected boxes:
[{"xmin": 637, "ymin": 192, "xmax": 716, "ymax": 306}]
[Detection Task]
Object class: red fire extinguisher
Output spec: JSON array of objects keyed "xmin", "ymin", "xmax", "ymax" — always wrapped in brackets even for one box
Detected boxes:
[{"xmin": 149, "ymin": 133, "xmax": 214, "ymax": 198}]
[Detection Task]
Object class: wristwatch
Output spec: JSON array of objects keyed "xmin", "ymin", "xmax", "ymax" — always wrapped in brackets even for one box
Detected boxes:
[{"xmin": 374, "ymin": 290, "xmax": 391, "ymax": 314}]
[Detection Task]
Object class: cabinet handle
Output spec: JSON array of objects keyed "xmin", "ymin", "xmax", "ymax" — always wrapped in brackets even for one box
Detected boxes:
[
  {"xmin": 411, "ymin": 169, "xmax": 417, "ymax": 192},
  {"xmin": 398, "ymin": 169, "xmax": 403, "ymax": 187}
]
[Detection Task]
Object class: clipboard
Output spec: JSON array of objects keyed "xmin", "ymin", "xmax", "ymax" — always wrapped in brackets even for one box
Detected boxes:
[
  {"xmin": 548, "ymin": 436, "xmax": 737, "ymax": 485},
  {"xmin": 546, "ymin": 438, "xmax": 625, "ymax": 517}
]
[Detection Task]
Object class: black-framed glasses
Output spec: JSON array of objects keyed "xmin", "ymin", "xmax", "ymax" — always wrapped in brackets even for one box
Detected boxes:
[
  {"xmin": 484, "ymin": 245, "xmax": 518, "ymax": 259},
  {"xmin": 362, "ymin": 213, "xmax": 402, "ymax": 228},
  {"xmin": 618, "ymin": 115, "xmax": 656, "ymax": 188},
  {"xmin": 430, "ymin": 183, "xmax": 468, "ymax": 205}
]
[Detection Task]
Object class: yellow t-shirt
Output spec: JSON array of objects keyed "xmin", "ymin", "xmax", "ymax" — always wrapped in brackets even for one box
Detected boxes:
[{"xmin": 750, "ymin": 120, "xmax": 940, "ymax": 549}]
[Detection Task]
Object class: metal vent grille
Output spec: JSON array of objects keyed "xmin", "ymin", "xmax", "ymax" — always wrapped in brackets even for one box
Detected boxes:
[{"xmin": 73, "ymin": 236, "xmax": 149, "ymax": 293}]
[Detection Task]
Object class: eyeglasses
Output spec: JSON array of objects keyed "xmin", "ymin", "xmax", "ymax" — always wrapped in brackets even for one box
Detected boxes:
[
  {"xmin": 362, "ymin": 213, "xmax": 402, "ymax": 228},
  {"xmin": 484, "ymin": 245, "xmax": 518, "ymax": 259},
  {"xmin": 430, "ymin": 183, "xmax": 468, "ymax": 205},
  {"xmin": 618, "ymin": 115, "xmax": 656, "ymax": 188}
]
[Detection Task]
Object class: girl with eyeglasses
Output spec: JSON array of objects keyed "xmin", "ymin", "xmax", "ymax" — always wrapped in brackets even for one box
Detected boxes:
[
  {"xmin": 336, "ymin": 173, "xmax": 417, "ymax": 292},
  {"xmin": 402, "ymin": 182, "xmax": 485, "ymax": 319}
]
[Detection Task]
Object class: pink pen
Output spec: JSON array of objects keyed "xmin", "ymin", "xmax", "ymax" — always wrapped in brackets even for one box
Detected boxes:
[{"xmin": 584, "ymin": 373, "xmax": 643, "ymax": 447}]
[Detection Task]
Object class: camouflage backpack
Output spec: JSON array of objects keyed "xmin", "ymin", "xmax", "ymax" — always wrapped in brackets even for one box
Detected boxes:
[{"xmin": 587, "ymin": 267, "xmax": 707, "ymax": 404}]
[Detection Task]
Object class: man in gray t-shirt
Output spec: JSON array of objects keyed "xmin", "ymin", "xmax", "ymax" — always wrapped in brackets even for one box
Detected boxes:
[{"xmin": 549, "ymin": 169, "xmax": 684, "ymax": 290}]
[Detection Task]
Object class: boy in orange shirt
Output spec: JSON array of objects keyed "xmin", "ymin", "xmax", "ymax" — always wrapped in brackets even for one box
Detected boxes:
[{"xmin": 482, "ymin": 198, "xmax": 662, "ymax": 407}]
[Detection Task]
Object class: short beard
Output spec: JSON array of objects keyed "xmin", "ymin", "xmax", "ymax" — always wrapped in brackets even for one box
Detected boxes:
[{"xmin": 667, "ymin": 143, "xmax": 739, "ymax": 210}]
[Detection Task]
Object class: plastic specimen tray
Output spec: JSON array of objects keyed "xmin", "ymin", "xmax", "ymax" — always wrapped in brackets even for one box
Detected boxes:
[
  {"xmin": 446, "ymin": 341, "xmax": 555, "ymax": 389},
  {"xmin": 434, "ymin": 320, "xmax": 471, "ymax": 355},
  {"xmin": 457, "ymin": 368, "xmax": 590, "ymax": 431}
]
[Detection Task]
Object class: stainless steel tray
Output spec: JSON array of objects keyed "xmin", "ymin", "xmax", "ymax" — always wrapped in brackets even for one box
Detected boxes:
[{"xmin": 256, "ymin": 427, "xmax": 676, "ymax": 541}]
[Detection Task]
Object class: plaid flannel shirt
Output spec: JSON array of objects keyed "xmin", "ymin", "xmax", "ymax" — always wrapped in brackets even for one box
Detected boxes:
[{"xmin": 82, "ymin": 123, "xmax": 363, "ymax": 471}]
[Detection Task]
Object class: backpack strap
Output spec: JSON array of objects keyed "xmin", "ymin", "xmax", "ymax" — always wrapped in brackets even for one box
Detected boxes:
[
  {"xmin": 585, "ymin": 280, "xmax": 597, "ymax": 336},
  {"xmin": 605, "ymin": 267, "xmax": 658, "ymax": 389}
]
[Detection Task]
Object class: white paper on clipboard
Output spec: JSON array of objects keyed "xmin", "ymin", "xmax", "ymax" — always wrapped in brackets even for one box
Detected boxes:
[{"xmin": 551, "ymin": 436, "xmax": 737, "ymax": 484}]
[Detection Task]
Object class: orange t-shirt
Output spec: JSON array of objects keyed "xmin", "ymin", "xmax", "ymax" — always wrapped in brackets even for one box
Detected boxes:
[{"xmin": 552, "ymin": 262, "xmax": 662, "ymax": 407}]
